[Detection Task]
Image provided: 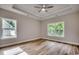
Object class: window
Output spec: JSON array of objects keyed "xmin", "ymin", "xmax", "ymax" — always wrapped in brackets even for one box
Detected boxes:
[
  {"xmin": 0, "ymin": 17, "xmax": 17, "ymax": 39},
  {"xmin": 48, "ymin": 22, "xmax": 64, "ymax": 37}
]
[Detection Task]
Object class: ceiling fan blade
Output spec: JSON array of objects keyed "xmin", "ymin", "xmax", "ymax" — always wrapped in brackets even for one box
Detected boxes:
[
  {"xmin": 46, "ymin": 6, "xmax": 54, "ymax": 8},
  {"xmin": 45, "ymin": 10, "xmax": 48, "ymax": 12},
  {"xmin": 34, "ymin": 6, "xmax": 42, "ymax": 8}
]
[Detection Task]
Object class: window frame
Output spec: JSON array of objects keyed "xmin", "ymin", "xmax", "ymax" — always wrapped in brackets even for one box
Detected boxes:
[{"xmin": 1, "ymin": 17, "xmax": 17, "ymax": 39}]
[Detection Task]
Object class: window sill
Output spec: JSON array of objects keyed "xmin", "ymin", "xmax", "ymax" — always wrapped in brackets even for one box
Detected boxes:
[
  {"xmin": 48, "ymin": 34, "xmax": 64, "ymax": 37},
  {"xmin": 1, "ymin": 36, "xmax": 17, "ymax": 40}
]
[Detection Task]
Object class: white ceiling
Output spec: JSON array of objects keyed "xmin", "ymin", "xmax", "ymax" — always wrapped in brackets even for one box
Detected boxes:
[{"xmin": 0, "ymin": 4, "xmax": 79, "ymax": 20}]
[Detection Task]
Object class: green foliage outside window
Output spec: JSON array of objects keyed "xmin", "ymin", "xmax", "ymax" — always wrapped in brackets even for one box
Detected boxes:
[
  {"xmin": 6, "ymin": 20, "xmax": 15, "ymax": 27},
  {"xmin": 5, "ymin": 20, "xmax": 16, "ymax": 30},
  {"xmin": 48, "ymin": 22, "xmax": 64, "ymax": 37}
]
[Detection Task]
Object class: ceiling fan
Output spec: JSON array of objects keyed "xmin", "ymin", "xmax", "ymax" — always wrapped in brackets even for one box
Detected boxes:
[{"xmin": 35, "ymin": 4, "xmax": 54, "ymax": 12}]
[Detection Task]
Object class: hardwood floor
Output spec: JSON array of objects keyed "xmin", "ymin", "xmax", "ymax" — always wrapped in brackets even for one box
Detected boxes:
[{"xmin": 0, "ymin": 39, "xmax": 79, "ymax": 55}]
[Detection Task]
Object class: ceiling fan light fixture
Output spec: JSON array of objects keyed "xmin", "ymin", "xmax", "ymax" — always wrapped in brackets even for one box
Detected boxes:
[
  {"xmin": 35, "ymin": 4, "xmax": 54, "ymax": 13},
  {"xmin": 41, "ymin": 8, "xmax": 46, "ymax": 11}
]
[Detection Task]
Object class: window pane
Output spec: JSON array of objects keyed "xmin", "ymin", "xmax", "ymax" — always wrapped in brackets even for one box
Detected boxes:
[
  {"xmin": 2, "ymin": 19, "xmax": 16, "ymax": 29},
  {"xmin": 3, "ymin": 30, "xmax": 16, "ymax": 36},
  {"xmin": 1, "ymin": 18, "xmax": 17, "ymax": 39},
  {"xmin": 48, "ymin": 22, "xmax": 64, "ymax": 37}
]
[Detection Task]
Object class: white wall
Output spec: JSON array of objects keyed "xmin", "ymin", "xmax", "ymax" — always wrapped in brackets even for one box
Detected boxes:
[
  {"xmin": 41, "ymin": 12, "xmax": 79, "ymax": 44},
  {"xmin": 0, "ymin": 8, "xmax": 41, "ymax": 46},
  {"xmin": 0, "ymin": 8, "xmax": 79, "ymax": 46}
]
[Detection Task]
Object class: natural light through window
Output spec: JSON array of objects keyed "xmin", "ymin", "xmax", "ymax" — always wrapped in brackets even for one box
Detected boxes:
[
  {"xmin": 0, "ymin": 17, "xmax": 17, "ymax": 39},
  {"xmin": 48, "ymin": 22, "xmax": 64, "ymax": 37}
]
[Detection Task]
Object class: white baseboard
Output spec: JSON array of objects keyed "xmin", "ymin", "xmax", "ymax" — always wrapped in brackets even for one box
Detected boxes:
[
  {"xmin": 44, "ymin": 38, "xmax": 79, "ymax": 46},
  {"xmin": 0, "ymin": 38, "xmax": 41, "ymax": 48}
]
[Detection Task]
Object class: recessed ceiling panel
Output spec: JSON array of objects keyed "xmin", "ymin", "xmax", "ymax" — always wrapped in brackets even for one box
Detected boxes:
[{"xmin": 0, "ymin": 4, "xmax": 79, "ymax": 20}]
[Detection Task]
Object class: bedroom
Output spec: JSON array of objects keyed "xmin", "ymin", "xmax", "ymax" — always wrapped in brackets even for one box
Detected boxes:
[{"xmin": 0, "ymin": 4, "xmax": 79, "ymax": 55}]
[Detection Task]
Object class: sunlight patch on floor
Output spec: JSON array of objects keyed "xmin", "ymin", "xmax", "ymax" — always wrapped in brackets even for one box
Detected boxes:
[{"xmin": 3, "ymin": 47, "xmax": 28, "ymax": 55}]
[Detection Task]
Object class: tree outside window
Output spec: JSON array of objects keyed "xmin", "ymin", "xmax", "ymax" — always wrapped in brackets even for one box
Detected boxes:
[{"xmin": 48, "ymin": 22, "xmax": 64, "ymax": 37}]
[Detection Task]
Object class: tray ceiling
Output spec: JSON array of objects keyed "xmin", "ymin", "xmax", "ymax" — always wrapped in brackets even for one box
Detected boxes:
[{"xmin": 0, "ymin": 4, "xmax": 79, "ymax": 20}]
